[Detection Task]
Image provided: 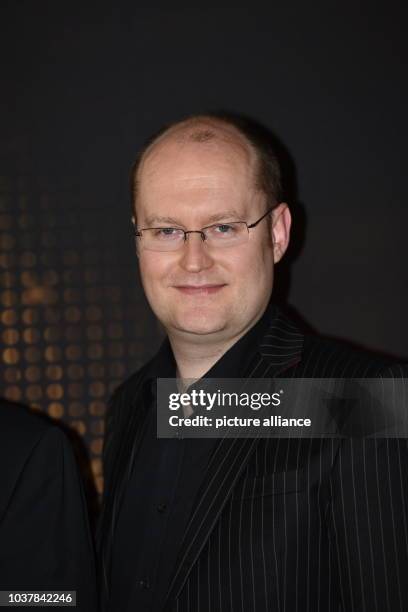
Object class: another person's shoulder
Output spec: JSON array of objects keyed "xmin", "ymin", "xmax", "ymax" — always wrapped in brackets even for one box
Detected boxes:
[
  {"xmin": 0, "ymin": 399, "xmax": 59, "ymax": 452},
  {"xmin": 300, "ymin": 331, "xmax": 407, "ymax": 377},
  {"xmin": 0, "ymin": 400, "xmax": 69, "ymax": 511}
]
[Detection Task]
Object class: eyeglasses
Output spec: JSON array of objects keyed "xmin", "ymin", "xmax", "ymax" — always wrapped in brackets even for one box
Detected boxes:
[{"xmin": 131, "ymin": 206, "xmax": 275, "ymax": 252}]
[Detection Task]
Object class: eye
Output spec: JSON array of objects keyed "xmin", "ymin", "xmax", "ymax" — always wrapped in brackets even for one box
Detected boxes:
[
  {"xmin": 214, "ymin": 223, "xmax": 235, "ymax": 234},
  {"xmin": 153, "ymin": 228, "xmax": 180, "ymax": 240}
]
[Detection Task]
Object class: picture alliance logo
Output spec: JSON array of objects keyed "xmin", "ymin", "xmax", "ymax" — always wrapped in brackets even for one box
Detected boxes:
[{"xmin": 168, "ymin": 389, "xmax": 283, "ymax": 411}]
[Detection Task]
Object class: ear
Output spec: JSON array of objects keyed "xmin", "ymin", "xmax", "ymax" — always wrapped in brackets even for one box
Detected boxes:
[
  {"xmin": 131, "ymin": 216, "xmax": 140, "ymax": 259},
  {"xmin": 270, "ymin": 203, "xmax": 291, "ymax": 263}
]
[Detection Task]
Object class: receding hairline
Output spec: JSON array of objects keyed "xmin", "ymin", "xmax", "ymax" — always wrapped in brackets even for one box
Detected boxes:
[
  {"xmin": 135, "ymin": 116, "xmax": 258, "ymax": 186},
  {"xmin": 130, "ymin": 113, "xmax": 284, "ymax": 221}
]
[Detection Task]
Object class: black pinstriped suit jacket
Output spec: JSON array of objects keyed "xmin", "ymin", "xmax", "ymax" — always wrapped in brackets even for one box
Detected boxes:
[{"xmin": 99, "ymin": 308, "xmax": 408, "ymax": 611}]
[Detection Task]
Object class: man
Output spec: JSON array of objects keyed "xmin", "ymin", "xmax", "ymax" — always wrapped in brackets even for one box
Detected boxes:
[
  {"xmin": 99, "ymin": 113, "xmax": 408, "ymax": 611},
  {"xmin": 0, "ymin": 399, "xmax": 97, "ymax": 610}
]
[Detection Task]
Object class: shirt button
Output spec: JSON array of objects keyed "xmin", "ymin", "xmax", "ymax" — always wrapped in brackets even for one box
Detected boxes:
[
  {"xmin": 157, "ymin": 503, "xmax": 167, "ymax": 513},
  {"xmin": 137, "ymin": 579, "xmax": 150, "ymax": 590}
]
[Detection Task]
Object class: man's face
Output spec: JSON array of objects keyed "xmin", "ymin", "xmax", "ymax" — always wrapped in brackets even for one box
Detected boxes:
[{"xmin": 135, "ymin": 131, "xmax": 289, "ymax": 345}]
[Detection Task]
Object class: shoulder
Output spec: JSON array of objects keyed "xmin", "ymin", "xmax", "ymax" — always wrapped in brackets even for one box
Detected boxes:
[
  {"xmin": 0, "ymin": 400, "xmax": 63, "ymax": 457},
  {"xmin": 298, "ymin": 331, "xmax": 406, "ymax": 377},
  {"xmin": 110, "ymin": 360, "xmax": 153, "ymax": 401},
  {"xmin": 102, "ymin": 358, "xmax": 156, "ymax": 455},
  {"xmin": 106, "ymin": 361, "xmax": 152, "ymax": 417},
  {"xmin": 0, "ymin": 401, "xmax": 71, "ymax": 518},
  {"xmin": 101, "ymin": 360, "xmax": 155, "ymax": 490},
  {"xmin": 262, "ymin": 305, "xmax": 406, "ymax": 377}
]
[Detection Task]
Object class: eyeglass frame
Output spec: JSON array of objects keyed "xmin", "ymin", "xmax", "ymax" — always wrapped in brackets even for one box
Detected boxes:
[{"xmin": 131, "ymin": 205, "xmax": 276, "ymax": 249}]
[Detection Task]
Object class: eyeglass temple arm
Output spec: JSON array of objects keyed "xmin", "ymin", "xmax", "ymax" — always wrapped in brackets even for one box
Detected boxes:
[
  {"xmin": 131, "ymin": 216, "xmax": 142, "ymax": 237},
  {"xmin": 246, "ymin": 205, "xmax": 275, "ymax": 229}
]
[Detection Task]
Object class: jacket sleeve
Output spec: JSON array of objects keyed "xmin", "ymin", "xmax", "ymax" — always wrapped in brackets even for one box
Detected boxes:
[
  {"xmin": 327, "ymin": 361, "xmax": 408, "ymax": 610},
  {"xmin": 0, "ymin": 426, "xmax": 98, "ymax": 612},
  {"xmin": 328, "ymin": 436, "xmax": 408, "ymax": 610}
]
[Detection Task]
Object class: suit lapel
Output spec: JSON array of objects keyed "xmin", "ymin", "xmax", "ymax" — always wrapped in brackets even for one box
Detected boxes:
[
  {"xmin": 99, "ymin": 373, "xmax": 149, "ymax": 600},
  {"xmin": 164, "ymin": 308, "xmax": 304, "ymax": 607},
  {"xmin": 100, "ymin": 339, "xmax": 177, "ymax": 602}
]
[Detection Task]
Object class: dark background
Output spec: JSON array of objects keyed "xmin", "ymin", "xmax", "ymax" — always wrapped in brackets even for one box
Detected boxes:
[{"xmin": 1, "ymin": 1, "xmax": 407, "ymax": 492}]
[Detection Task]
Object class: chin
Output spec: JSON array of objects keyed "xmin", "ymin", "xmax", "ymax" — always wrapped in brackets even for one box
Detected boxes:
[{"xmin": 171, "ymin": 308, "xmax": 227, "ymax": 337}]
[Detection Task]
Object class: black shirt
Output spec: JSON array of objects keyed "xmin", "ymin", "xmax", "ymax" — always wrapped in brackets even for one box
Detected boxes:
[{"xmin": 109, "ymin": 301, "xmax": 277, "ymax": 612}]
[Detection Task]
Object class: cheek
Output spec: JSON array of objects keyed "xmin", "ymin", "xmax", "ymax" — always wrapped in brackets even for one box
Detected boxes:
[
  {"xmin": 139, "ymin": 254, "xmax": 170, "ymax": 291},
  {"xmin": 220, "ymin": 242, "xmax": 273, "ymax": 281}
]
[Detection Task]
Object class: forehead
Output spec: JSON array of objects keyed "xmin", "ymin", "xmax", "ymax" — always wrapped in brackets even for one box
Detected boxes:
[{"xmin": 136, "ymin": 124, "xmax": 259, "ymax": 216}]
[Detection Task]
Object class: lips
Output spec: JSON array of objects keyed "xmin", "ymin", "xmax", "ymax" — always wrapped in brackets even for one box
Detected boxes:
[{"xmin": 174, "ymin": 284, "xmax": 226, "ymax": 296}]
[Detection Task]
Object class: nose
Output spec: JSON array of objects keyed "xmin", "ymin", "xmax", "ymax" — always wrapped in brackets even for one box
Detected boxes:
[{"xmin": 178, "ymin": 232, "xmax": 214, "ymax": 272}]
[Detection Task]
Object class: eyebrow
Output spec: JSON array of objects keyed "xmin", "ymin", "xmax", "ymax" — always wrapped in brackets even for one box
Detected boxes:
[{"xmin": 143, "ymin": 209, "xmax": 243, "ymax": 227}]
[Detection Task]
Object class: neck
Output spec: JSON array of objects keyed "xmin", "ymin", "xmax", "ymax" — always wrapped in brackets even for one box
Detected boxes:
[
  {"xmin": 167, "ymin": 301, "xmax": 272, "ymax": 384},
  {"xmin": 169, "ymin": 334, "xmax": 240, "ymax": 384},
  {"xmin": 168, "ymin": 316, "xmax": 262, "ymax": 384}
]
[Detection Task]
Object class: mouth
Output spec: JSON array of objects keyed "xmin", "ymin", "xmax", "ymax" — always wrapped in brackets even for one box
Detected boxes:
[{"xmin": 173, "ymin": 284, "xmax": 227, "ymax": 296}]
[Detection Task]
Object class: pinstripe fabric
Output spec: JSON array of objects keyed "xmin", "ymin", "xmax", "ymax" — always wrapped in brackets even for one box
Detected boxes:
[{"xmin": 99, "ymin": 309, "xmax": 408, "ymax": 612}]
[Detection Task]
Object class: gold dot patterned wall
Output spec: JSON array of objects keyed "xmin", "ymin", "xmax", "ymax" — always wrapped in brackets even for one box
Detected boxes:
[{"xmin": 0, "ymin": 178, "xmax": 159, "ymax": 495}]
